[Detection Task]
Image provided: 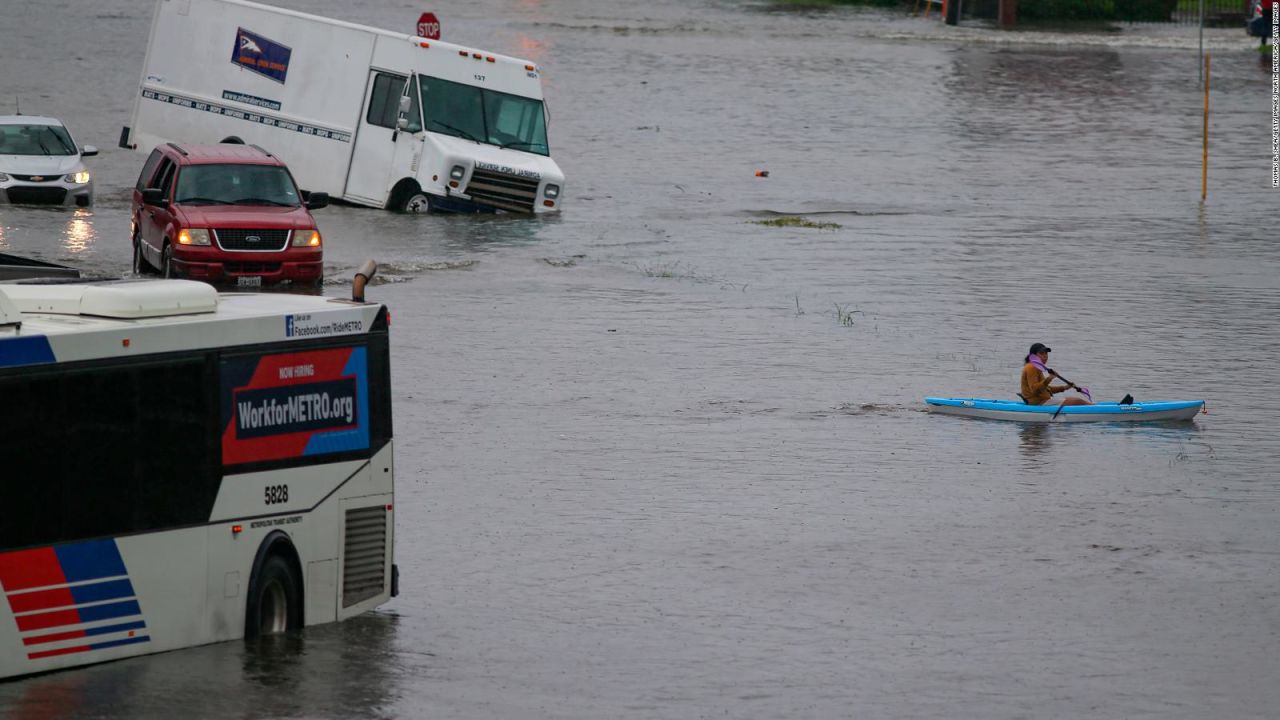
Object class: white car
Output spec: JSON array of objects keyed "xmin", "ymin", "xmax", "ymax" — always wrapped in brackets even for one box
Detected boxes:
[{"xmin": 0, "ymin": 116, "xmax": 97, "ymax": 207}]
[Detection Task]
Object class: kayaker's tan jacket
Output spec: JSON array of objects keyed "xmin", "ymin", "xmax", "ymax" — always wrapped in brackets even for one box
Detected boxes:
[{"xmin": 1021, "ymin": 362, "xmax": 1069, "ymax": 405}]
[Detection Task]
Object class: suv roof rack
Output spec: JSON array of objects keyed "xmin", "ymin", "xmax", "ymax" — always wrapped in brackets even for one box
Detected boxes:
[
  {"xmin": 250, "ymin": 144, "xmax": 274, "ymax": 158},
  {"xmin": 166, "ymin": 141, "xmax": 188, "ymax": 156}
]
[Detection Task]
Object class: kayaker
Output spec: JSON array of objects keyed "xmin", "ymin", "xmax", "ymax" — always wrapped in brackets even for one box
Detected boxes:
[{"xmin": 1021, "ymin": 343, "xmax": 1091, "ymax": 406}]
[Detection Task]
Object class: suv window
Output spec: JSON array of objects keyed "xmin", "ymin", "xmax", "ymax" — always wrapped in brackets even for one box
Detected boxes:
[
  {"xmin": 154, "ymin": 159, "xmax": 177, "ymax": 196},
  {"xmin": 366, "ymin": 72, "xmax": 421, "ymax": 131},
  {"xmin": 173, "ymin": 164, "xmax": 300, "ymax": 206},
  {"xmin": 136, "ymin": 149, "xmax": 163, "ymax": 192}
]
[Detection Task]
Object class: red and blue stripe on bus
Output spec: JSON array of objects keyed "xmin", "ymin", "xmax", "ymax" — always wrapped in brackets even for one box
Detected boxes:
[{"xmin": 0, "ymin": 539, "xmax": 150, "ymax": 661}]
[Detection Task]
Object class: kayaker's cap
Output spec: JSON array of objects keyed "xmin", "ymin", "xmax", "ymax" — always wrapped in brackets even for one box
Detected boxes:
[{"xmin": 1029, "ymin": 343, "xmax": 1051, "ymax": 355}]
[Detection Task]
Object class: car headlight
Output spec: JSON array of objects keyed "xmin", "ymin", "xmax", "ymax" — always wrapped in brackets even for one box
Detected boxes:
[
  {"xmin": 176, "ymin": 228, "xmax": 211, "ymax": 246},
  {"xmin": 292, "ymin": 230, "xmax": 322, "ymax": 247},
  {"xmin": 449, "ymin": 165, "xmax": 465, "ymax": 180},
  {"xmin": 0, "ymin": 172, "xmax": 9, "ymax": 182},
  {"xmin": 65, "ymin": 171, "xmax": 91, "ymax": 184},
  {"xmin": 543, "ymin": 184, "xmax": 560, "ymax": 199}
]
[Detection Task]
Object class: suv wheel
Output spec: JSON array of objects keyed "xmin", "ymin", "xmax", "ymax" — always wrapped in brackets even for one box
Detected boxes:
[
  {"xmin": 132, "ymin": 232, "xmax": 151, "ymax": 274},
  {"xmin": 161, "ymin": 243, "xmax": 176, "ymax": 279}
]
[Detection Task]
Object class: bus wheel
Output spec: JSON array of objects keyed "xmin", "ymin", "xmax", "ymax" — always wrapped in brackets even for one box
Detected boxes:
[{"xmin": 246, "ymin": 554, "xmax": 302, "ymax": 638}]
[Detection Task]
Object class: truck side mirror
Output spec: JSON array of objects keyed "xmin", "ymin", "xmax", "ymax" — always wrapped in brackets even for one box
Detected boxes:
[
  {"xmin": 396, "ymin": 116, "xmax": 409, "ymax": 130},
  {"xmin": 305, "ymin": 191, "xmax": 329, "ymax": 210},
  {"xmin": 399, "ymin": 96, "xmax": 411, "ymax": 114},
  {"xmin": 142, "ymin": 188, "xmax": 166, "ymax": 206}
]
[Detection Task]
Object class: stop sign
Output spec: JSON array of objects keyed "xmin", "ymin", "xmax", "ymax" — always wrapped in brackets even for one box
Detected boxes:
[{"xmin": 416, "ymin": 12, "xmax": 441, "ymax": 40}]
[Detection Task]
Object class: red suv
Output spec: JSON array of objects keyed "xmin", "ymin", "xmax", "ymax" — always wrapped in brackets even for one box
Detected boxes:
[{"xmin": 131, "ymin": 143, "xmax": 327, "ymax": 286}]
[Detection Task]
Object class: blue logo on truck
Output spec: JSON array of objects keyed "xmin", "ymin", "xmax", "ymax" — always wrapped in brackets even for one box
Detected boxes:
[{"xmin": 231, "ymin": 27, "xmax": 291, "ymax": 84}]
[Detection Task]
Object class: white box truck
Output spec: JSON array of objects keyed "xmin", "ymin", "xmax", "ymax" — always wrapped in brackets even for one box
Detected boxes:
[{"xmin": 120, "ymin": 0, "xmax": 564, "ymax": 214}]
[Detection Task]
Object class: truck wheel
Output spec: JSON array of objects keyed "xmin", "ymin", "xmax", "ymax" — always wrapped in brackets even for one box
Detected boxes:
[
  {"xmin": 245, "ymin": 554, "xmax": 302, "ymax": 638},
  {"xmin": 220, "ymin": 136, "xmax": 245, "ymax": 144},
  {"xmin": 161, "ymin": 243, "xmax": 176, "ymax": 278},
  {"xmin": 399, "ymin": 191, "xmax": 430, "ymax": 214}
]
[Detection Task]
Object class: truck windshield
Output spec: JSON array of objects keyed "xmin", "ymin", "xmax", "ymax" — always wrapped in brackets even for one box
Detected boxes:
[
  {"xmin": 0, "ymin": 124, "xmax": 77, "ymax": 156},
  {"xmin": 174, "ymin": 164, "xmax": 301, "ymax": 206},
  {"xmin": 419, "ymin": 76, "xmax": 549, "ymax": 157}
]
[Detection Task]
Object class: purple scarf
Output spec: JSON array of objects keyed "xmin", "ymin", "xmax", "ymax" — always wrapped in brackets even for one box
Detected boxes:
[{"xmin": 1026, "ymin": 355, "xmax": 1092, "ymax": 401}]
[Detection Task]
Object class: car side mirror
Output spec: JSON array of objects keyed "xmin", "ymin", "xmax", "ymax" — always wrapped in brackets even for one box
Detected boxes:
[
  {"xmin": 81, "ymin": 145, "xmax": 99, "ymax": 157},
  {"xmin": 142, "ymin": 188, "xmax": 166, "ymax": 206},
  {"xmin": 305, "ymin": 191, "xmax": 329, "ymax": 210}
]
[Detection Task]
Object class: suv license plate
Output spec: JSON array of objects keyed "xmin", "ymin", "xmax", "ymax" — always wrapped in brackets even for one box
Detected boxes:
[{"xmin": 237, "ymin": 276, "xmax": 263, "ymax": 287}]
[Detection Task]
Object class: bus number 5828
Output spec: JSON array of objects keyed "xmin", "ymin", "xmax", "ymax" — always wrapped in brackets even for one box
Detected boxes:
[{"xmin": 265, "ymin": 484, "xmax": 289, "ymax": 504}]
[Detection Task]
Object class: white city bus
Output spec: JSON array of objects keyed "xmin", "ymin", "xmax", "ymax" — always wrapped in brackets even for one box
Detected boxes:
[{"xmin": 0, "ymin": 277, "xmax": 395, "ymax": 679}]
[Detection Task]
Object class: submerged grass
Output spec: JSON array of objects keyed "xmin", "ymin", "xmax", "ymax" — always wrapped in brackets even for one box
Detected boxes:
[
  {"xmin": 834, "ymin": 303, "xmax": 863, "ymax": 327},
  {"xmin": 750, "ymin": 216, "xmax": 842, "ymax": 230}
]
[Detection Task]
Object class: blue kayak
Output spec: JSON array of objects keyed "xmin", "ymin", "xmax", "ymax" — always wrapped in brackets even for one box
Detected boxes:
[{"xmin": 925, "ymin": 397, "xmax": 1204, "ymax": 423}]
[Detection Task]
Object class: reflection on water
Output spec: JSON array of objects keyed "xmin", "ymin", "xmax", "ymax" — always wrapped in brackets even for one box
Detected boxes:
[
  {"xmin": 1018, "ymin": 423, "xmax": 1052, "ymax": 467},
  {"xmin": 0, "ymin": 614, "xmax": 403, "ymax": 719},
  {"xmin": 61, "ymin": 209, "xmax": 95, "ymax": 255}
]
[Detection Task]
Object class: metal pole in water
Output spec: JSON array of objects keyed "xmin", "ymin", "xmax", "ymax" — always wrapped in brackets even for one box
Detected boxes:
[{"xmin": 1202, "ymin": 53, "xmax": 1210, "ymax": 202}]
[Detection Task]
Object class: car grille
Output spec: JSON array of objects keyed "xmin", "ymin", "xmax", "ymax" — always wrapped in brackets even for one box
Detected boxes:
[
  {"xmin": 5, "ymin": 187, "xmax": 68, "ymax": 204},
  {"xmin": 214, "ymin": 228, "xmax": 291, "ymax": 252},
  {"xmin": 223, "ymin": 261, "xmax": 282, "ymax": 274},
  {"xmin": 465, "ymin": 168, "xmax": 539, "ymax": 213},
  {"xmin": 10, "ymin": 174, "xmax": 63, "ymax": 183}
]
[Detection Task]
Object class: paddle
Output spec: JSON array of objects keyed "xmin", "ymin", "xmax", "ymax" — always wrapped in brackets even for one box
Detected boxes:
[{"xmin": 1048, "ymin": 368, "xmax": 1091, "ymax": 420}]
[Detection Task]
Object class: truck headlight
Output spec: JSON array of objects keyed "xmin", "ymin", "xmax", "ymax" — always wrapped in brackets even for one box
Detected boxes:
[
  {"xmin": 449, "ymin": 165, "xmax": 465, "ymax": 180},
  {"xmin": 176, "ymin": 228, "xmax": 211, "ymax": 246},
  {"xmin": 65, "ymin": 171, "xmax": 91, "ymax": 184},
  {"xmin": 543, "ymin": 184, "xmax": 560, "ymax": 199},
  {"xmin": 0, "ymin": 172, "xmax": 9, "ymax": 182},
  {"xmin": 292, "ymin": 230, "xmax": 322, "ymax": 247}
]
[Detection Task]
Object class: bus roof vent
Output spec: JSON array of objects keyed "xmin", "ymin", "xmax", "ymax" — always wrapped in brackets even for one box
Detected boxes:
[{"xmin": 0, "ymin": 280, "xmax": 218, "ymax": 319}]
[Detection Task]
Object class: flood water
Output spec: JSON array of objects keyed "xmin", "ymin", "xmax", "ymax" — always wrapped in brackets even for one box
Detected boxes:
[{"xmin": 2, "ymin": 0, "xmax": 1278, "ymax": 717}]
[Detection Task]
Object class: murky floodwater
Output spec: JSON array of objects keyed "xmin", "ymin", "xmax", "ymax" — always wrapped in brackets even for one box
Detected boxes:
[{"xmin": 2, "ymin": 0, "xmax": 1278, "ymax": 717}]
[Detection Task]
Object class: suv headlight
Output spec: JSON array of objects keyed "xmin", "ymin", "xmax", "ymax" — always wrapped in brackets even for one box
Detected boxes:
[
  {"xmin": 65, "ymin": 171, "xmax": 91, "ymax": 184},
  {"xmin": 292, "ymin": 230, "xmax": 322, "ymax": 247},
  {"xmin": 543, "ymin": 184, "xmax": 560, "ymax": 199},
  {"xmin": 176, "ymin": 229, "xmax": 211, "ymax": 246}
]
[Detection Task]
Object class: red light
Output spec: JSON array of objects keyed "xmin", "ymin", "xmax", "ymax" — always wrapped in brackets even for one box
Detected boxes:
[
  {"xmin": 232, "ymin": 525, "xmax": 242, "ymax": 534},
  {"xmin": 385, "ymin": 310, "xmax": 391, "ymax": 326},
  {"xmin": 458, "ymin": 50, "xmax": 467, "ymax": 57},
  {"xmin": 543, "ymin": 200, "xmax": 555, "ymax": 207},
  {"xmin": 122, "ymin": 338, "xmax": 131, "ymax": 347},
  {"xmin": 472, "ymin": 53, "xmax": 482, "ymax": 59},
  {"xmin": 486, "ymin": 56, "xmax": 495, "ymax": 63},
  {"xmin": 449, "ymin": 180, "xmax": 458, "ymax": 188},
  {"xmin": 524, "ymin": 64, "xmax": 535, "ymax": 71},
  {"xmin": 386, "ymin": 504, "xmax": 393, "ymax": 511},
  {"xmin": 419, "ymin": 41, "xmax": 430, "ymax": 48}
]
